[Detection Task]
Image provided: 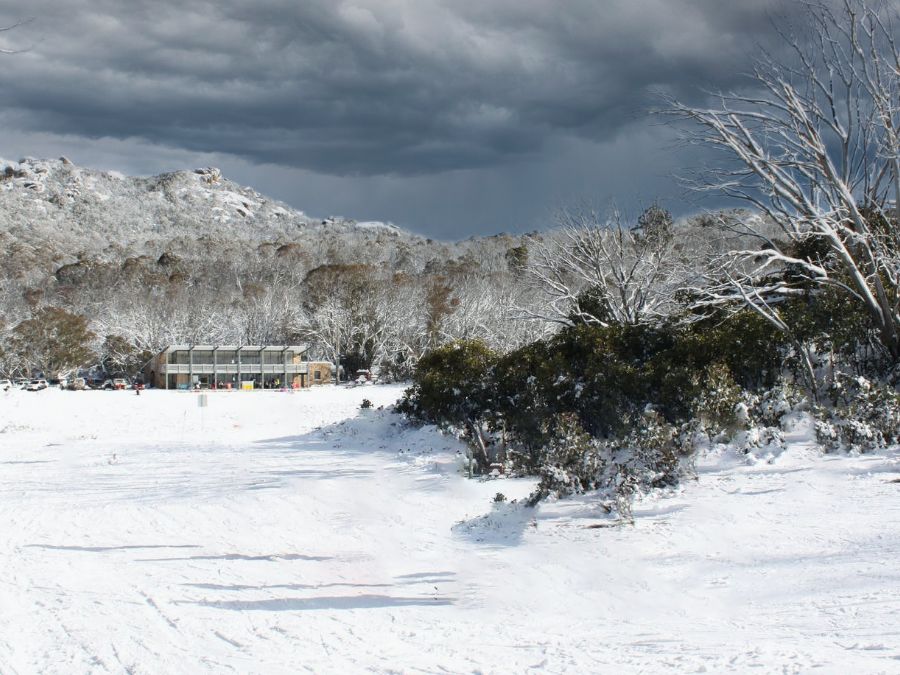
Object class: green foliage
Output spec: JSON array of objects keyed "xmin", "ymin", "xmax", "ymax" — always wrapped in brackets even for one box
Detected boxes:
[
  {"xmin": 569, "ymin": 286, "xmax": 613, "ymax": 325},
  {"xmin": 399, "ymin": 338, "xmax": 499, "ymax": 433},
  {"xmin": 525, "ymin": 409, "xmax": 688, "ymax": 518},
  {"xmin": 690, "ymin": 363, "xmax": 743, "ymax": 435},
  {"xmin": 402, "ymin": 235, "xmax": 899, "ymax": 507},
  {"xmin": 674, "ymin": 311, "xmax": 787, "ymax": 390},
  {"xmin": 404, "ymin": 311, "xmax": 790, "ymax": 503},
  {"xmin": 616, "ymin": 408, "xmax": 683, "ymax": 491},
  {"xmin": 492, "ymin": 339, "xmax": 561, "ymax": 469},
  {"xmin": 781, "ymin": 285, "xmax": 881, "ymax": 370},
  {"xmin": 742, "ymin": 380, "xmax": 807, "ymax": 429},
  {"xmin": 504, "ymin": 245, "xmax": 529, "ymax": 276},
  {"xmin": 424, "ymin": 276, "xmax": 458, "ymax": 349},
  {"xmin": 634, "ymin": 203, "xmax": 674, "ymax": 245},
  {"xmin": 11, "ymin": 307, "xmax": 96, "ymax": 377},
  {"xmin": 399, "ymin": 339, "xmax": 500, "ymax": 473},
  {"xmin": 408, "ymin": 311, "xmax": 789, "ymax": 489},
  {"xmin": 494, "ymin": 316, "xmax": 783, "ymax": 446}
]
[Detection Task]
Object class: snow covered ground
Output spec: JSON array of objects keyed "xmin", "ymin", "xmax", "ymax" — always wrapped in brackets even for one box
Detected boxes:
[{"xmin": 0, "ymin": 385, "xmax": 898, "ymax": 674}]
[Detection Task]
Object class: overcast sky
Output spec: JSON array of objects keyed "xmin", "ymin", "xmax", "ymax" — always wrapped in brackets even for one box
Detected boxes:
[{"xmin": 0, "ymin": 1, "xmax": 801, "ymax": 239}]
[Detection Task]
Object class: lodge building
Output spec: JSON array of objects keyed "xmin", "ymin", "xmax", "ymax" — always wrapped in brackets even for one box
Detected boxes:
[{"xmin": 143, "ymin": 345, "xmax": 333, "ymax": 390}]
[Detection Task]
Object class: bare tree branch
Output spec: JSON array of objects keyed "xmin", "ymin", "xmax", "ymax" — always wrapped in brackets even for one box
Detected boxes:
[{"xmin": 663, "ymin": 0, "xmax": 900, "ymax": 357}]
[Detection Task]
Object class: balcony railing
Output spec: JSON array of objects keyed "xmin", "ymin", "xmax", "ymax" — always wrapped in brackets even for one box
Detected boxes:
[{"xmin": 160, "ymin": 364, "xmax": 308, "ymax": 375}]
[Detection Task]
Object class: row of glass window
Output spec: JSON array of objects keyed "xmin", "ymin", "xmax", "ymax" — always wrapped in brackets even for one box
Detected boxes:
[{"xmin": 168, "ymin": 350, "xmax": 297, "ymax": 365}]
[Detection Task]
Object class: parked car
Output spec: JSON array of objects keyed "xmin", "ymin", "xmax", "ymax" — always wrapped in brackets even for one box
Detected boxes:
[
  {"xmin": 26, "ymin": 379, "xmax": 49, "ymax": 391},
  {"xmin": 0, "ymin": 379, "xmax": 12, "ymax": 391},
  {"xmin": 69, "ymin": 377, "xmax": 87, "ymax": 390},
  {"xmin": 14, "ymin": 378, "xmax": 29, "ymax": 389}
]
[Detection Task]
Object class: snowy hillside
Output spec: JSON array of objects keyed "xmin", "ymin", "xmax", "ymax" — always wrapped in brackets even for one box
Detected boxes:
[
  {"xmin": 0, "ymin": 157, "xmax": 412, "ymax": 258},
  {"xmin": 0, "ymin": 156, "xmax": 540, "ymax": 287},
  {"xmin": 0, "ymin": 385, "xmax": 897, "ymax": 673}
]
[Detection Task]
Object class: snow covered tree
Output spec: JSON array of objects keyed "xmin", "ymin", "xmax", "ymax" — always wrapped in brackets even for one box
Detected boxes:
[
  {"xmin": 424, "ymin": 276, "xmax": 458, "ymax": 350},
  {"xmin": 505, "ymin": 244, "xmax": 529, "ymax": 276},
  {"xmin": 634, "ymin": 203, "xmax": 674, "ymax": 245},
  {"xmin": 667, "ymin": 0, "xmax": 900, "ymax": 358},
  {"xmin": 524, "ymin": 207, "xmax": 693, "ymax": 327},
  {"xmin": 11, "ymin": 307, "xmax": 96, "ymax": 378},
  {"xmin": 100, "ymin": 334, "xmax": 152, "ymax": 377}
]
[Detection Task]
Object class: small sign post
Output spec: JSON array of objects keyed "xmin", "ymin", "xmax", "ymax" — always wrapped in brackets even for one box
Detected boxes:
[{"xmin": 197, "ymin": 392, "xmax": 208, "ymax": 432}]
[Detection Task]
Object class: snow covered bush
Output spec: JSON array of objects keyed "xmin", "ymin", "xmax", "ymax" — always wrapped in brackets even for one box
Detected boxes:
[
  {"xmin": 526, "ymin": 414, "xmax": 603, "ymax": 506},
  {"xmin": 732, "ymin": 425, "xmax": 786, "ymax": 460},
  {"xmin": 398, "ymin": 339, "xmax": 500, "ymax": 473},
  {"xmin": 526, "ymin": 410, "xmax": 692, "ymax": 519},
  {"xmin": 814, "ymin": 376, "xmax": 900, "ymax": 453},
  {"xmin": 609, "ymin": 408, "xmax": 689, "ymax": 519},
  {"xmin": 690, "ymin": 362, "xmax": 743, "ymax": 436},
  {"xmin": 744, "ymin": 381, "xmax": 806, "ymax": 429},
  {"xmin": 701, "ymin": 381, "xmax": 811, "ymax": 459}
]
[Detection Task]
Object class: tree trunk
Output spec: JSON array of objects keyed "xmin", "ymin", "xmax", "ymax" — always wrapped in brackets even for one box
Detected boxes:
[{"xmin": 467, "ymin": 418, "xmax": 491, "ymax": 473}]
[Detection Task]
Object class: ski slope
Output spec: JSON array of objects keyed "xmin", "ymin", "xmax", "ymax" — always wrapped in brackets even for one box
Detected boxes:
[{"xmin": 0, "ymin": 385, "xmax": 898, "ymax": 674}]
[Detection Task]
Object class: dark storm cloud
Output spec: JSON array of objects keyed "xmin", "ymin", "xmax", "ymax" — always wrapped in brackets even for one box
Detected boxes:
[{"xmin": 1, "ymin": 0, "xmax": 797, "ymax": 178}]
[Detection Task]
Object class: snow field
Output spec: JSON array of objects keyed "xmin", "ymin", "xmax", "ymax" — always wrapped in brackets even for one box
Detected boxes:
[{"xmin": 0, "ymin": 385, "xmax": 898, "ymax": 674}]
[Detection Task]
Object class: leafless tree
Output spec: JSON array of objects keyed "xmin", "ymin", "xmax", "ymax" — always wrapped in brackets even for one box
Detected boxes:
[
  {"xmin": 523, "ymin": 207, "xmax": 692, "ymax": 327},
  {"xmin": 666, "ymin": 0, "xmax": 900, "ymax": 357},
  {"xmin": 445, "ymin": 272, "xmax": 555, "ymax": 350}
]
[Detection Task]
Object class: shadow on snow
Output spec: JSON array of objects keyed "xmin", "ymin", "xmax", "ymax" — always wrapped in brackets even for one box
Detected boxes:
[{"xmin": 182, "ymin": 594, "xmax": 455, "ymax": 611}]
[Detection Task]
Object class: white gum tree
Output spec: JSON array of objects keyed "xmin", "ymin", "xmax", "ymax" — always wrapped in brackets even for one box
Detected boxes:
[
  {"xmin": 666, "ymin": 0, "xmax": 900, "ymax": 357},
  {"xmin": 523, "ymin": 206, "xmax": 691, "ymax": 328}
]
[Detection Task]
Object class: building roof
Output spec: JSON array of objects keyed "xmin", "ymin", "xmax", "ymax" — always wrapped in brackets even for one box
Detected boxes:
[{"xmin": 155, "ymin": 344, "xmax": 308, "ymax": 354}]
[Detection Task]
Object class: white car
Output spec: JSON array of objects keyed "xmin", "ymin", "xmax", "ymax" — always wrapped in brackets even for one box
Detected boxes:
[
  {"xmin": 0, "ymin": 379, "xmax": 12, "ymax": 391},
  {"xmin": 26, "ymin": 379, "xmax": 49, "ymax": 391}
]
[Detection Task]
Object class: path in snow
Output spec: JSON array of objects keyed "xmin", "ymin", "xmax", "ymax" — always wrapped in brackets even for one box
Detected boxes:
[{"xmin": 0, "ymin": 386, "xmax": 898, "ymax": 673}]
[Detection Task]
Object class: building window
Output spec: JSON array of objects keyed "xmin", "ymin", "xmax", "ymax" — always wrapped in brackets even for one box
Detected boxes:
[
  {"xmin": 193, "ymin": 350, "xmax": 214, "ymax": 365},
  {"xmin": 314, "ymin": 370, "xmax": 321, "ymax": 381},
  {"xmin": 217, "ymin": 350, "xmax": 237, "ymax": 364},
  {"xmin": 240, "ymin": 350, "xmax": 261, "ymax": 365},
  {"xmin": 169, "ymin": 351, "xmax": 190, "ymax": 365}
]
